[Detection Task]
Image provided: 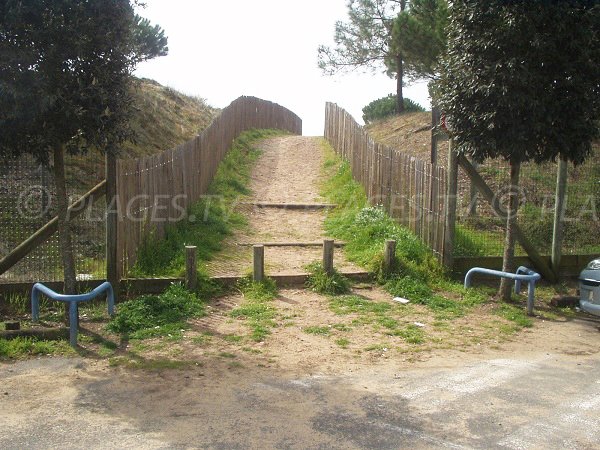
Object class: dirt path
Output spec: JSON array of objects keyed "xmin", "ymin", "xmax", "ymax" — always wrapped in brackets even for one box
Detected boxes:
[
  {"xmin": 205, "ymin": 135, "xmax": 361, "ymax": 276},
  {"xmin": 2, "ymin": 317, "xmax": 599, "ymax": 449}
]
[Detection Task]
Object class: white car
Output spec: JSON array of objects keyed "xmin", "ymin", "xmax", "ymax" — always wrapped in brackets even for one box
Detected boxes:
[{"xmin": 579, "ymin": 258, "xmax": 600, "ymax": 316}]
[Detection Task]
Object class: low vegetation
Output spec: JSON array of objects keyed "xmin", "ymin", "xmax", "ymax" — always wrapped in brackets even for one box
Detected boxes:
[
  {"xmin": 362, "ymin": 94, "xmax": 425, "ymax": 124},
  {"xmin": 230, "ymin": 276, "xmax": 279, "ymax": 342},
  {"xmin": 0, "ymin": 337, "xmax": 74, "ymax": 359},
  {"xmin": 318, "ymin": 139, "xmax": 547, "ymax": 327},
  {"xmin": 107, "ymin": 283, "xmax": 206, "ymax": 339},
  {"xmin": 305, "ymin": 262, "xmax": 351, "ymax": 296}
]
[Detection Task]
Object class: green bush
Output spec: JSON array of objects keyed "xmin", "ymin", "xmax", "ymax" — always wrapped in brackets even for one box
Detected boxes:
[{"xmin": 362, "ymin": 94, "xmax": 425, "ymax": 124}]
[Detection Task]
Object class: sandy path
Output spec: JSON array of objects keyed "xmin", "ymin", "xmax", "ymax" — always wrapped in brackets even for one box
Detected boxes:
[{"xmin": 205, "ymin": 135, "xmax": 361, "ymax": 276}]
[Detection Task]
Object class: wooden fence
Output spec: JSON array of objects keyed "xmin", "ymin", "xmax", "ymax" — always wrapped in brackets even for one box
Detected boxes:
[
  {"xmin": 115, "ymin": 96, "xmax": 302, "ymax": 277},
  {"xmin": 324, "ymin": 102, "xmax": 448, "ymax": 261}
]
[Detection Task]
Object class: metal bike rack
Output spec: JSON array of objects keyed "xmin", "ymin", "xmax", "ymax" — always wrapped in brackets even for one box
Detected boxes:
[
  {"xmin": 31, "ymin": 282, "xmax": 115, "ymax": 346},
  {"xmin": 464, "ymin": 266, "xmax": 541, "ymax": 316}
]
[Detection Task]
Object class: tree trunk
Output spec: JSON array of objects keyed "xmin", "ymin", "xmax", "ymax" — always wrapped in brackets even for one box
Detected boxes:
[
  {"xmin": 53, "ymin": 144, "xmax": 77, "ymax": 324},
  {"xmin": 396, "ymin": 53, "xmax": 404, "ymax": 113},
  {"xmin": 551, "ymin": 157, "xmax": 568, "ymax": 277},
  {"xmin": 499, "ymin": 160, "xmax": 521, "ymax": 301}
]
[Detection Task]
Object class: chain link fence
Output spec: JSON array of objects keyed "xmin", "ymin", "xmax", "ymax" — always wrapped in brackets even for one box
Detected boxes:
[
  {"xmin": 0, "ymin": 153, "xmax": 106, "ymax": 283},
  {"xmin": 455, "ymin": 154, "xmax": 600, "ymax": 257}
]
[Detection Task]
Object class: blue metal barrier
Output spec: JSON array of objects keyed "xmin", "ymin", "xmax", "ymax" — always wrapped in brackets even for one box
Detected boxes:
[
  {"xmin": 464, "ymin": 266, "xmax": 541, "ymax": 316},
  {"xmin": 31, "ymin": 282, "xmax": 115, "ymax": 346}
]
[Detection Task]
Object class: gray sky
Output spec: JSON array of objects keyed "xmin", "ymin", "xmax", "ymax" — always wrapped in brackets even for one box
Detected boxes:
[{"xmin": 134, "ymin": 0, "xmax": 430, "ymax": 136}]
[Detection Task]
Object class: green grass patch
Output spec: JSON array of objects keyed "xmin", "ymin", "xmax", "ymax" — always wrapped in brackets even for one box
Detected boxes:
[
  {"xmin": 130, "ymin": 129, "xmax": 284, "ymax": 277},
  {"xmin": 319, "ymin": 141, "xmax": 446, "ymax": 297},
  {"xmin": 335, "ymin": 338, "xmax": 350, "ymax": 348},
  {"xmin": 365, "ymin": 343, "xmax": 389, "ymax": 352},
  {"xmin": 237, "ymin": 276, "xmax": 278, "ymax": 301},
  {"xmin": 385, "ymin": 324, "xmax": 425, "ymax": 344},
  {"xmin": 332, "ymin": 323, "xmax": 352, "ymax": 332},
  {"xmin": 330, "ymin": 295, "xmax": 392, "ymax": 316},
  {"xmin": 230, "ymin": 277, "xmax": 278, "ymax": 342},
  {"xmin": 222, "ymin": 334, "xmax": 244, "ymax": 343},
  {"xmin": 303, "ymin": 326, "xmax": 331, "ymax": 336},
  {"xmin": 305, "ymin": 262, "xmax": 351, "ymax": 296},
  {"xmin": 107, "ymin": 283, "xmax": 206, "ymax": 339},
  {"xmin": 0, "ymin": 337, "xmax": 74, "ymax": 359},
  {"xmin": 495, "ymin": 303, "xmax": 534, "ymax": 328}
]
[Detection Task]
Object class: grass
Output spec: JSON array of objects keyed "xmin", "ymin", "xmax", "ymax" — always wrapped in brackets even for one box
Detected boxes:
[
  {"xmin": 335, "ymin": 337, "xmax": 350, "ymax": 348},
  {"xmin": 318, "ymin": 142, "xmax": 507, "ymax": 324},
  {"xmin": 330, "ymin": 295, "xmax": 392, "ymax": 315},
  {"xmin": 230, "ymin": 277, "xmax": 279, "ymax": 342},
  {"xmin": 303, "ymin": 326, "xmax": 331, "ymax": 336},
  {"xmin": 106, "ymin": 283, "xmax": 206, "ymax": 339},
  {"xmin": 305, "ymin": 262, "xmax": 351, "ymax": 295},
  {"xmin": 0, "ymin": 337, "xmax": 74, "ymax": 359},
  {"xmin": 319, "ymin": 142, "xmax": 444, "ymax": 287},
  {"xmin": 130, "ymin": 129, "xmax": 284, "ymax": 277},
  {"xmin": 495, "ymin": 303, "xmax": 534, "ymax": 328}
]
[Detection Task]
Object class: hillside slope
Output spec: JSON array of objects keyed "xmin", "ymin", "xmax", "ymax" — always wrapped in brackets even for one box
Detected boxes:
[
  {"xmin": 123, "ymin": 78, "xmax": 218, "ymax": 158},
  {"xmin": 64, "ymin": 78, "xmax": 218, "ymax": 189}
]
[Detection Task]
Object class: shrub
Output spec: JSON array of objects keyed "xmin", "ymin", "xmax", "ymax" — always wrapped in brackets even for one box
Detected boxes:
[{"xmin": 362, "ymin": 94, "xmax": 425, "ymax": 123}]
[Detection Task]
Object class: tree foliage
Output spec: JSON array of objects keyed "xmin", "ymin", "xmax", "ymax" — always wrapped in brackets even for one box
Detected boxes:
[
  {"xmin": 0, "ymin": 0, "xmax": 168, "ymax": 163},
  {"xmin": 0, "ymin": 0, "xmax": 168, "ymax": 295},
  {"xmin": 318, "ymin": 0, "xmax": 449, "ymax": 111},
  {"xmin": 437, "ymin": 0, "xmax": 600, "ymax": 165},
  {"xmin": 318, "ymin": 0, "xmax": 404, "ymax": 75},
  {"xmin": 390, "ymin": 0, "xmax": 448, "ymax": 81},
  {"xmin": 436, "ymin": 0, "xmax": 600, "ymax": 296}
]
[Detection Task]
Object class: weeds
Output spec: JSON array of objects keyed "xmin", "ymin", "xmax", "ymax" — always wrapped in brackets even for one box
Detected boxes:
[
  {"xmin": 495, "ymin": 304, "xmax": 534, "ymax": 328},
  {"xmin": 305, "ymin": 262, "xmax": 351, "ymax": 295},
  {"xmin": 0, "ymin": 337, "xmax": 74, "ymax": 359},
  {"xmin": 230, "ymin": 276, "xmax": 278, "ymax": 342},
  {"xmin": 303, "ymin": 326, "xmax": 331, "ymax": 336},
  {"xmin": 107, "ymin": 283, "xmax": 206, "ymax": 339},
  {"xmin": 335, "ymin": 338, "xmax": 350, "ymax": 348}
]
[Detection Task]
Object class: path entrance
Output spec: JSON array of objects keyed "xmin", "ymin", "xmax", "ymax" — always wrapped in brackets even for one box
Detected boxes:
[{"xmin": 205, "ymin": 135, "xmax": 361, "ymax": 277}]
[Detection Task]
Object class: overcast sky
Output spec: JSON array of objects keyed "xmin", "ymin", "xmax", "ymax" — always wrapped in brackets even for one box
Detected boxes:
[{"xmin": 134, "ymin": 0, "xmax": 430, "ymax": 136}]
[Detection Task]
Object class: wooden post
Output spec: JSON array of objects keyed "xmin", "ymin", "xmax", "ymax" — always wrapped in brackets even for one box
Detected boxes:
[
  {"xmin": 384, "ymin": 240, "xmax": 397, "ymax": 275},
  {"xmin": 443, "ymin": 139, "xmax": 458, "ymax": 269},
  {"xmin": 185, "ymin": 245, "xmax": 197, "ymax": 291},
  {"xmin": 253, "ymin": 245, "xmax": 264, "ymax": 282},
  {"xmin": 552, "ymin": 158, "xmax": 568, "ymax": 276},
  {"xmin": 106, "ymin": 150, "xmax": 118, "ymax": 302},
  {"xmin": 323, "ymin": 239, "xmax": 334, "ymax": 276}
]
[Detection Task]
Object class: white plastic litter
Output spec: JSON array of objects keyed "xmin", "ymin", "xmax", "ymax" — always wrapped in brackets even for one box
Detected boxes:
[
  {"xmin": 413, "ymin": 322, "xmax": 426, "ymax": 328},
  {"xmin": 393, "ymin": 297, "xmax": 410, "ymax": 304}
]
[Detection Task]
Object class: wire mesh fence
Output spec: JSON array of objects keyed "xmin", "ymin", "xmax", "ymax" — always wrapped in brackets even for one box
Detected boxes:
[
  {"xmin": 455, "ymin": 155, "xmax": 600, "ymax": 257},
  {"xmin": 0, "ymin": 153, "xmax": 106, "ymax": 283}
]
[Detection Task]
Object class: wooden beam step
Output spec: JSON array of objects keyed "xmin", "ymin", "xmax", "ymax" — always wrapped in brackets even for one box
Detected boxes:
[
  {"xmin": 237, "ymin": 241, "xmax": 346, "ymax": 248},
  {"xmin": 240, "ymin": 202, "xmax": 337, "ymax": 210}
]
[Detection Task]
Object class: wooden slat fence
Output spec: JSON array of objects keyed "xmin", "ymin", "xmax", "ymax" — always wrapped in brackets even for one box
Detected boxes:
[
  {"xmin": 116, "ymin": 96, "xmax": 302, "ymax": 277},
  {"xmin": 324, "ymin": 102, "xmax": 447, "ymax": 261}
]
